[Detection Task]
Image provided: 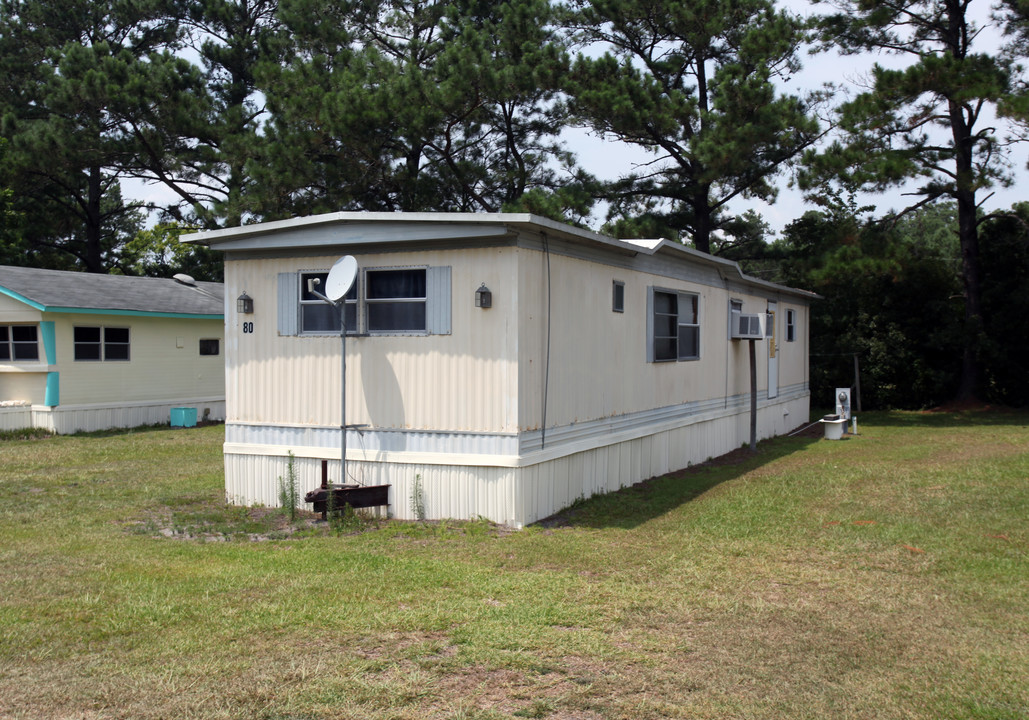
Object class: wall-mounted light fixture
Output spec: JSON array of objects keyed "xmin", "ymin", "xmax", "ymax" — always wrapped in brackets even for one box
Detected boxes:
[
  {"xmin": 475, "ymin": 283, "xmax": 492, "ymax": 309},
  {"xmin": 237, "ymin": 291, "xmax": 254, "ymax": 314}
]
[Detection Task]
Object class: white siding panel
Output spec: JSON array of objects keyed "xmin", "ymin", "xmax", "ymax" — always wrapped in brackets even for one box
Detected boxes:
[
  {"xmin": 227, "ymin": 250, "xmax": 518, "ymax": 434},
  {"xmin": 53, "ymin": 314, "xmax": 224, "ymax": 407},
  {"xmin": 516, "ymin": 247, "xmax": 798, "ymax": 439},
  {"xmin": 0, "ymin": 372, "xmax": 45, "ymax": 406},
  {"xmin": 0, "ymin": 406, "xmax": 32, "ymax": 431},
  {"xmin": 9, "ymin": 399, "xmax": 225, "ymax": 434}
]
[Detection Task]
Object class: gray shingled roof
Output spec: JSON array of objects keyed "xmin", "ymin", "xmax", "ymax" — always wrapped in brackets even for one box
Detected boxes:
[{"xmin": 0, "ymin": 265, "xmax": 224, "ymax": 316}]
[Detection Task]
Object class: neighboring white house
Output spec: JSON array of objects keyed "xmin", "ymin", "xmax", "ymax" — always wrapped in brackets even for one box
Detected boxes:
[
  {"xmin": 184, "ymin": 212, "xmax": 816, "ymax": 527},
  {"xmin": 0, "ymin": 266, "xmax": 225, "ymax": 433}
]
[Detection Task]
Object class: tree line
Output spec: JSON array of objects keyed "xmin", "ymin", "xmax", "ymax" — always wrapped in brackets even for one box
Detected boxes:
[{"xmin": 2, "ymin": 0, "xmax": 1028, "ymax": 407}]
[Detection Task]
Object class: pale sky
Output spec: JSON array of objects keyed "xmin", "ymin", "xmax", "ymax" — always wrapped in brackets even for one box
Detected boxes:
[{"xmin": 565, "ymin": 0, "xmax": 1028, "ymax": 237}]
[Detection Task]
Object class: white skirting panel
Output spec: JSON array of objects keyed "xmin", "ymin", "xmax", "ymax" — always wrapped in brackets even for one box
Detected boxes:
[
  {"xmin": 224, "ymin": 394, "xmax": 810, "ymax": 528},
  {"xmin": 16, "ymin": 398, "xmax": 226, "ymax": 435},
  {"xmin": 0, "ymin": 406, "xmax": 32, "ymax": 432},
  {"xmin": 225, "ymin": 452, "xmax": 518, "ymax": 525}
]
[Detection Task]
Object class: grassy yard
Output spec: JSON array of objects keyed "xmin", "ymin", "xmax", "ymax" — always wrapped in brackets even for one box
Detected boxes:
[{"xmin": 0, "ymin": 412, "xmax": 1026, "ymax": 720}]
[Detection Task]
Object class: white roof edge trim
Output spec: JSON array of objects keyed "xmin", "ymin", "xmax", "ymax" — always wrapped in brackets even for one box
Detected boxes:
[
  {"xmin": 181, "ymin": 211, "xmax": 636, "ymax": 251},
  {"xmin": 626, "ymin": 237, "xmax": 820, "ymax": 301},
  {"xmin": 181, "ymin": 211, "xmax": 818, "ymax": 300},
  {"xmin": 182, "ymin": 211, "xmax": 549, "ymax": 245}
]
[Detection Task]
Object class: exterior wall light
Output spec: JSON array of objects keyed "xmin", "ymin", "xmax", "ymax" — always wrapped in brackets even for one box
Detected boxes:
[
  {"xmin": 475, "ymin": 283, "xmax": 492, "ymax": 309},
  {"xmin": 237, "ymin": 291, "xmax": 254, "ymax": 314}
]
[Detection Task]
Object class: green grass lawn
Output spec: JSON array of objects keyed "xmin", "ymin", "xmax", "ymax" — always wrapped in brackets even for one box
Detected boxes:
[{"xmin": 0, "ymin": 412, "xmax": 1026, "ymax": 720}]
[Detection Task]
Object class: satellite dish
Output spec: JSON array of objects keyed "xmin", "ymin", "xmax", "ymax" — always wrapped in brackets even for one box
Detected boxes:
[
  {"xmin": 325, "ymin": 255, "xmax": 358, "ymax": 302},
  {"xmin": 172, "ymin": 273, "xmax": 196, "ymax": 286}
]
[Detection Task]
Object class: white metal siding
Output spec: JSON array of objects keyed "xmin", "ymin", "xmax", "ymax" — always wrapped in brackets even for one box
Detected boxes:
[
  {"xmin": 0, "ymin": 406, "xmax": 31, "ymax": 431},
  {"xmin": 226, "ymin": 249, "xmax": 519, "ymax": 433},
  {"xmin": 517, "ymin": 247, "xmax": 783, "ymax": 434}
]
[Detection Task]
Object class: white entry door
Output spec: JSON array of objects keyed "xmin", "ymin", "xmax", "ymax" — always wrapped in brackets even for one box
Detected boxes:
[{"xmin": 767, "ymin": 301, "xmax": 779, "ymax": 399}]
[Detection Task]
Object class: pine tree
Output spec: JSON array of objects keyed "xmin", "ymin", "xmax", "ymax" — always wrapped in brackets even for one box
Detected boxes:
[
  {"xmin": 251, "ymin": 0, "xmax": 585, "ymax": 219},
  {"xmin": 563, "ymin": 0, "xmax": 822, "ymax": 253},
  {"xmin": 172, "ymin": 0, "xmax": 281, "ymax": 227},
  {"xmin": 0, "ymin": 0, "xmax": 206, "ymax": 272},
  {"xmin": 802, "ymin": 0, "xmax": 1021, "ymax": 402}
]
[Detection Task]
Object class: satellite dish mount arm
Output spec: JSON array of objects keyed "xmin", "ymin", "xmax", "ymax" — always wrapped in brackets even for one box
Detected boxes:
[{"xmin": 308, "ymin": 268, "xmax": 353, "ymax": 487}]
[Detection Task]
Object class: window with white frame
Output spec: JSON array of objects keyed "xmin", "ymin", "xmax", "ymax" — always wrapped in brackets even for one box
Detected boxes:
[
  {"xmin": 648, "ymin": 288, "xmax": 700, "ymax": 362},
  {"xmin": 279, "ymin": 265, "xmax": 451, "ymax": 337},
  {"xmin": 74, "ymin": 326, "xmax": 130, "ymax": 361},
  {"xmin": 0, "ymin": 325, "xmax": 39, "ymax": 361},
  {"xmin": 786, "ymin": 309, "xmax": 796, "ymax": 342},
  {"xmin": 299, "ymin": 271, "xmax": 357, "ymax": 335}
]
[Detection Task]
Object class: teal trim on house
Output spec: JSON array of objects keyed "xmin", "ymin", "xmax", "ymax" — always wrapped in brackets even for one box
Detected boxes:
[
  {"xmin": 45, "ymin": 372, "xmax": 59, "ymax": 407},
  {"xmin": 0, "ymin": 286, "xmax": 46, "ymax": 311},
  {"xmin": 40, "ymin": 321, "xmax": 57, "ymax": 364}
]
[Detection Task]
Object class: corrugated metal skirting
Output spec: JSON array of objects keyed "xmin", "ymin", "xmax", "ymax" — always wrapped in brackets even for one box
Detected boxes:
[{"xmin": 224, "ymin": 394, "xmax": 810, "ymax": 528}]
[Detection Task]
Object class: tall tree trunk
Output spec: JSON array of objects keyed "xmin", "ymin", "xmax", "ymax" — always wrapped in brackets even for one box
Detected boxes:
[
  {"xmin": 694, "ymin": 191, "xmax": 713, "ymax": 254},
  {"xmin": 946, "ymin": 0, "xmax": 984, "ymax": 402},
  {"xmin": 85, "ymin": 164, "xmax": 104, "ymax": 273},
  {"xmin": 694, "ymin": 55, "xmax": 712, "ymax": 254},
  {"xmin": 950, "ymin": 105, "xmax": 984, "ymax": 402},
  {"xmin": 955, "ymin": 185, "xmax": 983, "ymax": 402}
]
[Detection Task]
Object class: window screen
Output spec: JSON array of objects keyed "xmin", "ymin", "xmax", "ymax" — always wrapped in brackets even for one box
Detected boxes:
[
  {"xmin": 0, "ymin": 325, "xmax": 39, "ymax": 361},
  {"xmin": 104, "ymin": 328, "xmax": 130, "ymax": 361},
  {"xmin": 74, "ymin": 327, "xmax": 102, "ymax": 361},
  {"xmin": 74, "ymin": 327, "xmax": 129, "ymax": 361},
  {"xmin": 650, "ymin": 290, "xmax": 700, "ymax": 362},
  {"xmin": 677, "ymin": 294, "xmax": 699, "ymax": 360},
  {"xmin": 652, "ymin": 291, "xmax": 678, "ymax": 361},
  {"xmin": 366, "ymin": 269, "xmax": 427, "ymax": 332},
  {"xmin": 300, "ymin": 272, "xmax": 357, "ymax": 334}
]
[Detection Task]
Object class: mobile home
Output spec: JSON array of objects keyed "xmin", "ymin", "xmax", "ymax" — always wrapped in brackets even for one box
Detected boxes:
[
  {"xmin": 0, "ymin": 266, "xmax": 225, "ymax": 433},
  {"xmin": 184, "ymin": 212, "xmax": 814, "ymax": 527}
]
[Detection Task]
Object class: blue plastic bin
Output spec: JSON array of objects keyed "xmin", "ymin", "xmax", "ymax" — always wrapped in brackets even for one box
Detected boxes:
[{"xmin": 170, "ymin": 407, "xmax": 198, "ymax": 428}]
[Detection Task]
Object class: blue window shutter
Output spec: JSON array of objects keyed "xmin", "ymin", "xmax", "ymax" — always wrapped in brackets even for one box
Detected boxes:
[
  {"xmin": 277, "ymin": 272, "xmax": 299, "ymax": 336},
  {"xmin": 426, "ymin": 266, "xmax": 451, "ymax": 335},
  {"xmin": 646, "ymin": 286, "xmax": 655, "ymax": 363}
]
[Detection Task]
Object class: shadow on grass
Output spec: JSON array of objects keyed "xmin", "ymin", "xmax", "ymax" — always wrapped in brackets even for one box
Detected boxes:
[
  {"xmin": 536, "ymin": 432, "xmax": 822, "ymax": 531},
  {"xmin": 70, "ymin": 421, "xmax": 225, "ymax": 439}
]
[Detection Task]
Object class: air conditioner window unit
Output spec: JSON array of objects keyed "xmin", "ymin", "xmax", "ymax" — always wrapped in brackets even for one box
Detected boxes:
[{"xmin": 731, "ymin": 310, "xmax": 766, "ymax": 339}]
